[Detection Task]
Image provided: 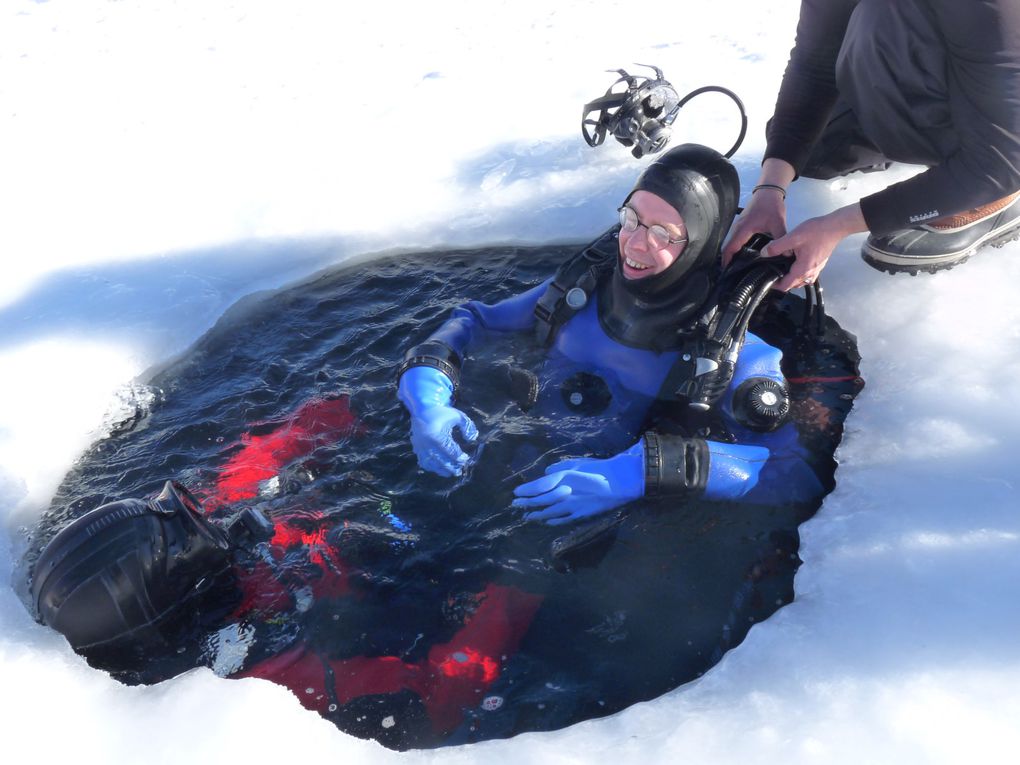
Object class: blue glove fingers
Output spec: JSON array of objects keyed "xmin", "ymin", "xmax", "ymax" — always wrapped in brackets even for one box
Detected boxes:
[
  {"xmin": 414, "ymin": 443, "xmax": 462, "ymax": 477},
  {"xmin": 512, "ymin": 483, "xmax": 572, "ymax": 508},
  {"xmin": 524, "ymin": 498, "xmax": 607, "ymax": 525},
  {"xmin": 418, "ymin": 450, "xmax": 464, "ymax": 477},
  {"xmin": 516, "ymin": 443, "xmax": 645, "ymax": 525},
  {"xmin": 544, "ymin": 457, "xmax": 588, "ymax": 474},
  {"xmin": 555, "ymin": 471, "xmax": 610, "ymax": 494},
  {"xmin": 456, "ymin": 410, "xmax": 479, "ymax": 443},
  {"xmin": 514, "ymin": 470, "xmax": 610, "ymax": 497},
  {"xmin": 522, "ymin": 501, "xmax": 576, "ymax": 523},
  {"xmin": 513, "ymin": 470, "xmax": 569, "ymax": 498},
  {"xmin": 407, "ymin": 402, "xmax": 478, "ymax": 477},
  {"xmin": 540, "ymin": 507, "xmax": 586, "ymax": 526},
  {"xmin": 410, "ymin": 420, "xmax": 472, "ymax": 477}
]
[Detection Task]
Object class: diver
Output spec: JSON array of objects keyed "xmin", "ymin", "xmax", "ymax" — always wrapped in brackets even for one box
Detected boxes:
[
  {"xmin": 397, "ymin": 143, "xmax": 825, "ymax": 525},
  {"xmin": 29, "ymin": 399, "xmax": 544, "ymax": 750}
]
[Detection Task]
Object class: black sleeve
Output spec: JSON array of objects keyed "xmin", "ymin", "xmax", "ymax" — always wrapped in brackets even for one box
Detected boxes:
[
  {"xmin": 859, "ymin": 0, "xmax": 1020, "ymax": 233},
  {"xmin": 764, "ymin": 0, "xmax": 857, "ymax": 174}
]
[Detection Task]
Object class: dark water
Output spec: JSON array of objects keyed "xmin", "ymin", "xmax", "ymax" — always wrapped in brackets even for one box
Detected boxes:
[{"xmin": 25, "ymin": 245, "xmax": 862, "ymax": 750}]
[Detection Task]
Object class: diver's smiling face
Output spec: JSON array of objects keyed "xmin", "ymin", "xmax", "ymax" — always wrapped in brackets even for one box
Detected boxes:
[{"xmin": 617, "ymin": 190, "xmax": 688, "ymax": 280}]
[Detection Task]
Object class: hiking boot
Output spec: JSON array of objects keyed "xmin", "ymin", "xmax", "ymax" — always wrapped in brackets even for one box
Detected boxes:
[{"xmin": 862, "ymin": 192, "xmax": 1020, "ymax": 274}]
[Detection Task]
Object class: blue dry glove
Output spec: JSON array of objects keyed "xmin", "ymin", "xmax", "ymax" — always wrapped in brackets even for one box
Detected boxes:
[
  {"xmin": 512, "ymin": 440, "xmax": 645, "ymax": 525},
  {"xmin": 398, "ymin": 366, "xmax": 478, "ymax": 477}
]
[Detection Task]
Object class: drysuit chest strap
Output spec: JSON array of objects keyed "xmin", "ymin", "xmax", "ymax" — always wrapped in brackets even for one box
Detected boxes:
[{"xmin": 534, "ymin": 226, "xmax": 619, "ymax": 347}]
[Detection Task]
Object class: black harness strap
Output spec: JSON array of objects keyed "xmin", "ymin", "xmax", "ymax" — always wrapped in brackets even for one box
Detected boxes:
[{"xmin": 534, "ymin": 226, "xmax": 619, "ymax": 347}]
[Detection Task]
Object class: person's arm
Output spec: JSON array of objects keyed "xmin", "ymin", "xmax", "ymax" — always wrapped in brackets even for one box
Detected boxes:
[
  {"xmin": 735, "ymin": 0, "xmax": 1020, "ymax": 286},
  {"xmin": 414, "ymin": 280, "xmax": 550, "ymax": 364},
  {"xmin": 762, "ymin": 0, "xmax": 1020, "ymax": 287},
  {"xmin": 397, "ymin": 281, "xmax": 550, "ymax": 477},
  {"xmin": 513, "ymin": 335, "xmax": 825, "ymax": 524},
  {"xmin": 704, "ymin": 334, "xmax": 824, "ymax": 504},
  {"xmin": 649, "ymin": 333, "xmax": 823, "ymax": 506},
  {"xmin": 722, "ymin": 158, "xmax": 796, "ymax": 267},
  {"xmin": 764, "ymin": 0, "xmax": 855, "ymax": 172},
  {"xmin": 723, "ymin": 0, "xmax": 857, "ymax": 267},
  {"xmin": 512, "ymin": 424, "xmax": 823, "ymax": 525}
]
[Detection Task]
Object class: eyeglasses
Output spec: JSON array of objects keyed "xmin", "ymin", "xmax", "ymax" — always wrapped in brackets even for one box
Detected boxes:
[{"xmin": 618, "ymin": 206, "xmax": 688, "ymax": 249}]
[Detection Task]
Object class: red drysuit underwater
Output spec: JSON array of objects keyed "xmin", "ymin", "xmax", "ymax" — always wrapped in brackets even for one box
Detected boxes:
[{"xmin": 31, "ymin": 394, "xmax": 542, "ymax": 750}]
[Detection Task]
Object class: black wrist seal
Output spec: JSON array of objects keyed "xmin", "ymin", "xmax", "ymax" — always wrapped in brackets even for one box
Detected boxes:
[
  {"xmin": 396, "ymin": 341, "xmax": 462, "ymax": 389},
  {"xmin": 644, "ymin": 431, "xmax": 709, "ymax": 496}
]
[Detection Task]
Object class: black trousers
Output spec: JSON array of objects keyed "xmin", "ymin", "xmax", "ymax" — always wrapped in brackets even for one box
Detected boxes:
[{"xmin": 798, "ymin": 102, "xmax": 893, "ymax": 181}]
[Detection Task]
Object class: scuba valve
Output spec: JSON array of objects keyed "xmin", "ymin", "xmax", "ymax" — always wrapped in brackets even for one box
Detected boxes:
[
  {"xmin": 582, "ymin": 65, "xmax": 748, "ymax": 159},
  {"xmin": 672, "ymin": 234, "xmax": 827, "ymax": 415},
  {"xmin": 657, "ymin": 234, "xmax": 792, "ymax": 414}
]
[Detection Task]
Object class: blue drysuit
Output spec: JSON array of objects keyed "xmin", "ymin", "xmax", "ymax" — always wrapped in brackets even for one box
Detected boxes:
[{"xmin": 401, "ymin": 275, "xmax": 824, "ymax": 521}]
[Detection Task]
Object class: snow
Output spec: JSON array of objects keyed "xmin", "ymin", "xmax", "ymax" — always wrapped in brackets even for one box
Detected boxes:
[{"xmin": 2, "ymin": 1, "xmax": 1019, "ymax": 762}]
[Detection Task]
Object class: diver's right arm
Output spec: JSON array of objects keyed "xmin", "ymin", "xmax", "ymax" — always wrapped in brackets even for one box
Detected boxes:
[
  {"xmin": 397, "ymin": 281, "xmax": 550, "ymax": 477},
  {"xmin": 418, "ymin": 281, "xmax": 550, "ymax": 355}
]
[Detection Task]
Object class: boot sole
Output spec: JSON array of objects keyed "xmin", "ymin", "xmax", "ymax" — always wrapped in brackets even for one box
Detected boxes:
[{"xmin": 862, "ymin": 219, "xmax": 1020, "ymax": 276}]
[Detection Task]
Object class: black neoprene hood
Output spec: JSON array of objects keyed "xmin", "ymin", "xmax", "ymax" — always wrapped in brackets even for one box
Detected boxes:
[
  {"xmin": 597, "ymin": 143, "xmax": 741, "ymax": 350},
  {"xmin": 621, "ymin": 142, "xmax": 740, "ymax": 293}
]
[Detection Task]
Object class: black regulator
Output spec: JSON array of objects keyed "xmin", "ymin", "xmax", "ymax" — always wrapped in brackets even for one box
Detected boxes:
[{"xmin": 582, "ymin": 65, "xmax": 748, "ymax": 159}]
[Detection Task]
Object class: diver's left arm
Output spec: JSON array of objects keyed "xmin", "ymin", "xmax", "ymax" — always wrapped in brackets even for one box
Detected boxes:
[
  {"xmin": 669, "ymin": 334, "xmax": 825, "ymax": 505},
  {"xmin": 514, "ymin": 335, "xmax": 825, "ymax": 524}
]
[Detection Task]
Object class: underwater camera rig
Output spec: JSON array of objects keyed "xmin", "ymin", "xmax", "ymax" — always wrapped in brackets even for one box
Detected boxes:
[{"xmin": 582, "ymin": 65, "xmax": 748, "ymax": 159}]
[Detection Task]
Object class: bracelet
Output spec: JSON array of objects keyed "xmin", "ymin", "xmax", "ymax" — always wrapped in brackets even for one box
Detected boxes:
[{"xmin": 752, "ymin": 183, "xmax": 787, "ymax": 201}]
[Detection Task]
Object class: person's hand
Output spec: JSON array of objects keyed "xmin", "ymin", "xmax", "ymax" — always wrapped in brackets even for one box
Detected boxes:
[
  {"xmin": 722, "ymin": 188, "xmax": 788, "ymax": 267},
  {"xmin": 398, "ymin": 366, "xmax": 478, "ymax": 477},
  {"xmin": 408, "ymin": 404, "xmax": 478, "ymax": 476},
  {"xmin": 723, "ymin": 157, "xmax": 795, "ymax": 267},
  {"xmin": 512, "ymin": 441, "xmax": 644, "ymax": 525},
  {"xmin": 763, "ymin": 202, "xmax": 867, "ymax": 292}
]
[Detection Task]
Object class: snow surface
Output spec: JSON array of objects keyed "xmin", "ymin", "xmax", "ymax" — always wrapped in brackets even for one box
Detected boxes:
[{"xmin": 2, "ymin": 1, "xmax": 1019, "ymax": 762}]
